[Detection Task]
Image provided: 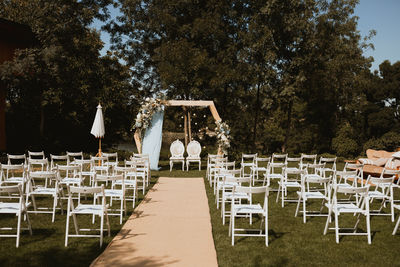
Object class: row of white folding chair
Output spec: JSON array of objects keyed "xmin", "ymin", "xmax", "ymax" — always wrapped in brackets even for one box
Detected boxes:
[{"xmin": 206, "ymin": 154, "xmax": 225, "ymax": 182}]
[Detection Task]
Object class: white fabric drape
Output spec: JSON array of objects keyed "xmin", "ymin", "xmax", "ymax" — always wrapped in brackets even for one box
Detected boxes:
[{"xmin": 142, "ymin": 108, "xmax": 164, "ymax": 170}]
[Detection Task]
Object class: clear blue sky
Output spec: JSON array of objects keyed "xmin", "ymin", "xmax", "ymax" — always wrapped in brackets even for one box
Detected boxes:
[
  {"xmin": 95, "ymin": 1, "xmax": 400, "ymax": 71},
  {"xmin": 354, "ymin": 0, "xmax": 400, "ymax": 71}
]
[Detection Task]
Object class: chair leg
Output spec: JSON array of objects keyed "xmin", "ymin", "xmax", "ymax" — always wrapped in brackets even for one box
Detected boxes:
[
  {"xmin": 366, "ymin": 213, "xmax": 371, "ymax": 244},
  {"xmin": 303, "ymin": 198, "xmax": 306, "ymax": 223},
  {"xmin": 393, "ymin": 214, "xmax": 400, "ymax": 235},
  {"xmin": 335, "ymin": 212, "xmax": 339, "ymax": 243},
  {"xmin": 265, "ymin": 212, "xmax": 268, "ymax": 247},
  {"xmin": 65, "ymin": 213, "xmax": 70, "ymax": 247},
  {"xmin": 231, "ymin": 213, "xmax": 235, "ymax": 246},
  {"xmin": 100, "ymin": 212, "xmax": 104, "ymax": 247},
  {"xmin": 16, "ymin": 212, "xmax": 21, "ymax": 248},
  {"xmin": 295, "ymin": 195, "xmax": 301, "ymax": 217}
]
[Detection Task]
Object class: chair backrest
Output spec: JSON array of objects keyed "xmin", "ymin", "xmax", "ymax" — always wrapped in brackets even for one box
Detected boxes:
[
  {"xmin": 241, "ymin": 153, "xmax": 257, "ymax": 163},
  {"xmin": 300, "ymin": 153, "xmax": 317, "ymax": 167},
  {"xmin": 91, "ymin": 156, "xmax": 108, "ymax": 165},
  {"xmin": 0, "ymin": 185, "xmax": 24, "ymax": 204},
  {"xmin": 380, "ymin": 168, "xmax": 400, "ymax": 177},
  {"xmin": 319, "ymin": 156, "xmax": 337, "ymax": 171},
  {"xmin": 286, "ymin": 157, "xmax": 301, "ymax": 167},
  {"xmin": 2, "ymin": 163, "xmax": 25, "ymax": 180},
  {"xmin": 170, "ymin": 140, "xmax": 184, "ymax": 157},
  {"xmin": 225, "ymin": 176, "xmax": 251, "ymax": 184},
  {"xmin": 95, "ymin": 174, "xmax": 124, "ymax": 186},
  {"xmin": 268, "ymin": 162, "xmax": 286, "ymax": 175},
  {"xmin": 57, "ymin": 164, "xmax": 81, "ymax": 179},
  {"xmin": 272, "ymin": 153, "xmax": 287, "ymax": 163},
  {"xmin": 305, "ymin": 163, "xmax": 325, "ymax": 176},
  {"xmin": 103, "ymin": 152, "xmax": 118, "ymax": 162},
  {"xmin": 256, "ymin": 157, "xmax": 270, "ymax": 167},
  {"xmin": 28, "ymin": 158, "xmax": 49, "ymax": 172},
  {"xmin": 67, "ymin": 151, "xmax": 84, "ymax": 163},
  {"xmin": 28, "ymin": 151, "xmax": 45, "ymax": 160},
  {"xmin": 187, "ymin": 140, "xmax": 201, "ymax": 157},
  {"xmin": 50, "ymin": 154, "xmax": 69, "ymax": 169},
  {"xmin": 366, "ymin": 175, "xmax": 394, "ymax": 188},
  {"xmin": 335, "ymin": 185, "xmax": 369, "ymax": 196},
  {"xmin": 7, "ymin": 154, "xmax": 27, "ymax": 165}
]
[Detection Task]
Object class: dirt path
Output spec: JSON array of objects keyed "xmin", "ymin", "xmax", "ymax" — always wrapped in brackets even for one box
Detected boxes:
[{"xmin": 91, "ymin": 177, "xmax": 218, "ymax": 267}]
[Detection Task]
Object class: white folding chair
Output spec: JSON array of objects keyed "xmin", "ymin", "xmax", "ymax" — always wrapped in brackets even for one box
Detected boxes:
[
  {"xmin": 186, "ymin": 140, "xmax": 202, "ymax": 171},
  {"xmin": 277, "ymin": 167, "xmax": 305, "ymax": 207},
  {"xmin": 73, "ymin": 159, "xmax": 96, "ymax": 186},
  {"xmin": 125, "ymin": 159, "xmax": 147, "ymax": 194},
  {"xmin": 26, "ymin": 168, "xmax": 63, "ymax": 222},
  {"xmin": 102, "ymin": 152, "xmax": 119, "ymax": 173},
  {"xmin": 57, "ymin": 165, "xmax": 84, "ymax": 188},
  {"xmin": 250, "ymin": 157, "xmax": 270, "ymax": 186},
  {"xmin": 221, "ymin": 176, "xmax": 251, "ymax": 225},
  {"xmin": 169, "ymin": 139, "xmax": 185, "ymax": 171},
  {"xmin": 263, "ymin": 162, "xmax": 286, "ymax": 190},
  {"xmin": 324, "ymin": 185, "xmax": 371, "ymax": 244},
  {"xmin": 94, "ymin": 174, "xmax": 126, "ymax": 224},
  {"xmin": 65, "ymin": 185, "xmax": 110, "ymax": 247},
  {"xmin": 132, "ymin": 154, "xmax": 150, "ymax": 186},
  {"xmin": 319, "ymin": 156, "xmax": 337, "ymax": 177},
  {"xmin": 295, "ymin": 168, "xmax": 331, "ymax": 223},
  {"xmin": 229, "ymin": 186, "xmax": 269, "ymax": 246},
  {"xmin": 209, "ymin": 156, "xmax": 228, "ymax": 188},
  {"xmin": 114, "ymin": 166, "xmax": 138, "ymax": 208},
  {"xmin": 365, "ymin": 175, "xmax": 395, "ymax": 221},
  {"xmin": 285, "ymin": 156, "xmax": 301, "ymax": 173},
  {"xmin": 1, "ymin": 164, "xmax": 26, "ymax": 188},
  {"xmin": 241, "ymin": 153, "xmax": 257, "ymax": 179},
  {"xmin": 215, "ymin": 167, "xmax": 238, "ymax": 208},
  {"xmin": 0, "ymin": 185, "xmax": 32, "ymax": 247}
]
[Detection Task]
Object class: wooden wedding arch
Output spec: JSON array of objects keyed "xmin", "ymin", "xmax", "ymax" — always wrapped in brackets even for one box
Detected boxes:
[{"xmin": 134, "ymin": 100, "xmax": 222, "ymax": 154}]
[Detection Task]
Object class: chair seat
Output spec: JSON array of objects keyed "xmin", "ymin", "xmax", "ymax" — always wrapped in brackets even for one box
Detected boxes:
[
  {"xmin": 286, "ymin": 167, "xmax": 300, "ymax": 172},
  {"xmin": 3, "ymin": 177, "xmax": 24, "ymax": 184},
  {"xmin": 170, "ymin": 157, "xmax": 184, "ymax": 160},
  {"xmin": 61, "ymin": 178, "xmax": 82, "ymax": 185},
  {"xmin": 266, "ymin": 174, "xmax": 283, "ymax": 179},
  {"xmin": 71, "ymin": 204, "xmax": 105, "ymax": 215},
  {"xmin": 81, "ymin": 171, "xmax": 95, "ymax": 176},
  {"xmin": 0, "ymin": 202, "xmax": 29, "ymax": 214},
  {"xmin": 325, "ymin": 203, "xmax": 366, "ymax": 214},
  {"xmin": 103, "ymin": 189, "xmax": 123, "ymax": 197},
  {"xmin": 252, "ymin": 167, "xmax": 267, "ymax": 172},
  {"xmin": 368, "ymin": 191, "xmax": 389, "ymax": 199},
  {"xmin": 223, "ymin": 192, "xmax": 250, "ymax": 200},
  {"xmin": 29, "ymin": 187, "xmax": 59, "ymax": 195},
  {"xmin": 115, "ymin": 180, "xmax": 136, "ymax": 186},
  {"xmin": 234, "ymin": 204, "xmax": 264, "ymax": 214},
  {"xmin": 297, "ymin": 191, "xmax": 327, "ymax": 199},
  {"xmin": 278, "ymin": 181, "xmax": 300, "ymax": 187}
]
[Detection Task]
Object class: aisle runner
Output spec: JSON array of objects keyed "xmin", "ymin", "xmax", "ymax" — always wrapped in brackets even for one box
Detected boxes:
[{"xmin": 91, "ymin": 177, "xmax": 218, "ymax": 267}]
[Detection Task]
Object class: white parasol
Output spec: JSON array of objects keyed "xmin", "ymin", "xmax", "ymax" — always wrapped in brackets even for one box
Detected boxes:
[{"xmin": 90, "ymin": 104, "xmax": 105, "ymax": 156}]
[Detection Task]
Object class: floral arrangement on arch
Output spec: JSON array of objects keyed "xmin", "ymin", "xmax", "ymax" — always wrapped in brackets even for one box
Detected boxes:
[
  {"xmin": 215, "ymin": 120, "xmax": 231, "ymax": 154},
  {"xmin": 133, "ymin": 97, "xmax": 166, "ymax": 132}
]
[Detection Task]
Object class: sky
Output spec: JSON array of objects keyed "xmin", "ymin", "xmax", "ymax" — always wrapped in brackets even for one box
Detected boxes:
[
  {"xmin": 354, "ymin": 0, "xmax": 400, "ymax": 71},
  {"xmin": 95, "ymin": 1, "xmax": 400, "ymax": 72}
]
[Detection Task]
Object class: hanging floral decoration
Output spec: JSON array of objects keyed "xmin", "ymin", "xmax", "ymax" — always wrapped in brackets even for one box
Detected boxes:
[
  {"xmin": 215, "ymin": 120, "xmax": 231, "ymax": 154},
  {"xmin": 132, "ymin": 97, "xmax": 166, "ymax": 132}
]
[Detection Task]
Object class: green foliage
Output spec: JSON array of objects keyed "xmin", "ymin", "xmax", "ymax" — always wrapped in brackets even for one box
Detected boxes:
[
  {"xmin": 332, "ymin": 122, "xmax": 360, "ymax": 157},
  {"xmin": 0, "ymin": 0, "xmax": 137, "ymax": 152}
]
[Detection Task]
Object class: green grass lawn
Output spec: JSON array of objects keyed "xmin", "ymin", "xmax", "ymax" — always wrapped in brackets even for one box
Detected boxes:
[
  {"xmin": 1, "ymin": 160, "xmax": 400, "ymax": 266},
  {"xmin": 0, "ymin": 175, "xmax": 159, "ymax": 267}
]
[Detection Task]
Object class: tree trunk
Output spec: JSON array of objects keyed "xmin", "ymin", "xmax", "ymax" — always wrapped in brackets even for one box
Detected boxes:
[
  {"xmin": 282, "ymin": 99, "xmax": 293, "ymax": 153},
  {"xmin": 253, "ymin": 83, "xmax": 261, "ymax": 146},
  {"xmin": 40, "ymin": 104, "xmax": 45, "ymax": 139},
  {"xmin": 188, "ymin": 109, "xmax": 192, "ymax": 141}
]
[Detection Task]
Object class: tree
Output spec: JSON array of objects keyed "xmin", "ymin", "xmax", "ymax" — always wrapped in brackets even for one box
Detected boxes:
[{"xmin": 0, "ymin": 0, "xmax": 136, "ymax": 152}]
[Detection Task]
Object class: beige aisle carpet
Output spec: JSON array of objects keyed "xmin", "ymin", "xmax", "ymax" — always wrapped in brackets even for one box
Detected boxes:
[{"xmin": 91, "ymin": 177, "xmax": 218, "ymax": 267}]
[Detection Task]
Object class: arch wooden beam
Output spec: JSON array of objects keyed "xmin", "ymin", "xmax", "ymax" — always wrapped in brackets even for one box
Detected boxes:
[{"xmin": 135, "ymin": 100, "xmax": 222, "ymax": 154}]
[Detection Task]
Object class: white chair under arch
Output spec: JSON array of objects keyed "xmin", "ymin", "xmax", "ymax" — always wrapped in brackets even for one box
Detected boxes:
[
  {"xmin": 186, "ymin": 140, "xmax": 202, "ymax": 171},
  {"xmin": 169, "ymin": 139, "xmax": 185, "ymax": 171}
]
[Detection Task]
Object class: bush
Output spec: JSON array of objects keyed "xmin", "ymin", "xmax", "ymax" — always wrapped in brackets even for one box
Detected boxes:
[{"xmin": 332, "ymin": 123, "xmax": 360, "ymax": 158}]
